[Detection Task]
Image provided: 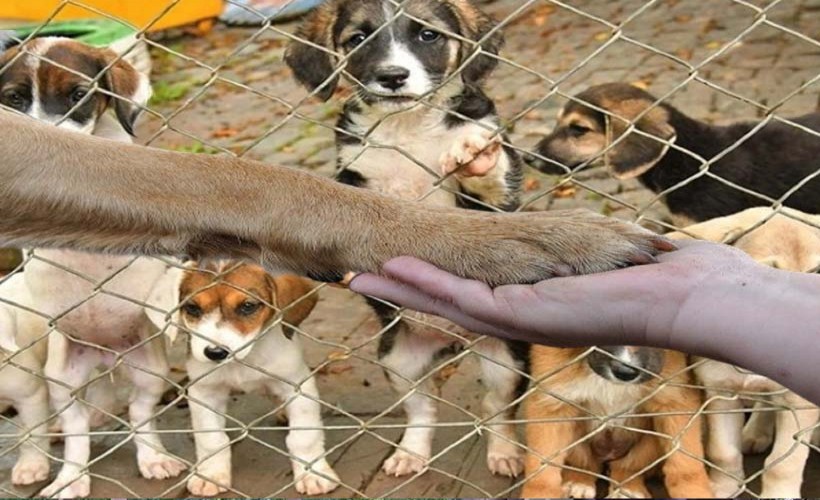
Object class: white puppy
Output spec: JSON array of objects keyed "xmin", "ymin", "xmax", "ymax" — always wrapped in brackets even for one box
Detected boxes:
[
  {"xmin": 0, "ymin": 274, "xmax": 51, "ymax": 486},
  {"xmin": 1, "ymin": 37, "xmax": 185, "ymax": 498},
  {"xmin": 148, "ymin": 262, "xmax": 340, "ymax": 496}
]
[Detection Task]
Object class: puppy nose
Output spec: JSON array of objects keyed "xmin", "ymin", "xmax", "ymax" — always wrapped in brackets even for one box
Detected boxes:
[
  {"xmin": 376, "ymin": 66, "xmax": 410, "ymax": 90},
  {"xmin": 204, "ymin": 346, "xmax": 230, "ymax": 361},
  {"xmin": 610, "ymin": 361, "xmax": 641, "ymax": 382}
]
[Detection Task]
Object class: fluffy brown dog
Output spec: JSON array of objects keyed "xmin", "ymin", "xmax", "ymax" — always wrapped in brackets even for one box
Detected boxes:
[{"xmin": 522, "ymin": 346, "xmax": 712, "ymax": 498}]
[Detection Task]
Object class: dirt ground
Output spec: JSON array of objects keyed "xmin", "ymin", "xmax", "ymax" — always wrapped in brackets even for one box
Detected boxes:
[{"xmin": 1, "ymin": 0, "xmax": 819, "ymax": 497}]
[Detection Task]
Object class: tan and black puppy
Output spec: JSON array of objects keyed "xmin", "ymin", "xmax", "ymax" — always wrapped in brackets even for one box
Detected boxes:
[
  {"xmin": 523, "ymin": 346, "xmax": 712, "ymax": 499},
  {"xmin": 286, "ymin": 0, "xmax": 530, "ymax": 479},
  {"xmin": 0, "ymin": 37, "xmax": 150, "ymax": 136},
  {"xmin": 527, "ymin": 83, "xmax": 820, "ymax": 225}
]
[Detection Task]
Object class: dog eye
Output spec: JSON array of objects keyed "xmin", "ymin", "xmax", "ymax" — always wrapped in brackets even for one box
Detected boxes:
[
  {"xmin": 1, "ymin": 89, "xmax": 28, "ymax": 110},
  {"xmin": 236, "ymin": 301, "xmax": 262, "ymax": 316},
  {"xmin": 70, "ymin": 88, "xmax": 89, "ymax": 105},
  {"xmin": 345, "ymin": 33, "xmax": 368, "ymax": 49},
  {"xmin": 419, "ymin": 29, "xmax": 441, "ymax": 43},
  {"xmin": 181, "ymin": 302, "xmax": 203, "ymax": 318},
  {"xmin": 568, "ymin": 123, "xmax": 592, "ymax": 136}
]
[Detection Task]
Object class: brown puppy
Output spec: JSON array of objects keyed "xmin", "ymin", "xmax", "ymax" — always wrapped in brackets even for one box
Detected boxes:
[{"xmin": 522, "ymin": 346, "xmax": 712, "ymax": 498}]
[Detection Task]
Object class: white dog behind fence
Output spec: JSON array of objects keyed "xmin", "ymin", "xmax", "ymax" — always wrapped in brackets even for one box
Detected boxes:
[{"xmin": 0, "ymin": 37, "xmax": 187, "ymax": 498}]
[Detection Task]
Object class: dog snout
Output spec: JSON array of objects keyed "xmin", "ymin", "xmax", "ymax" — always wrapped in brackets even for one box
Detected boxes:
[
  {"xmin": 609, "ymin": 360, "xmax": 642, "ymax": 382},
  {"xmin": 375, "ymin": 66, "xmax": 410, "ymax": 91},
  {"xmin": 204, "ymin": 345, "xmax": 230, "ymax": 361}
]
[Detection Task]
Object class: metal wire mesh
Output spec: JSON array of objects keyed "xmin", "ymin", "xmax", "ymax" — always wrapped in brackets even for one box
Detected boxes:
[{"xmin": 0, "ymin": 0, "xmax": 818, "ymax": 497}]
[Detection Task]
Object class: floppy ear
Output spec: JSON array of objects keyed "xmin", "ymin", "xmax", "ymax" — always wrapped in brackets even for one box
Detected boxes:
[
  {"xmin": 268, "ymin": 275, "xmax": 318, "ymax": 340},
  {"xmin": 98, "ymin": 49, "xmax": 152, "ymax": 136},
  {"xmin": 446, "ymin": 1, "xmax": 505, "ymax": 84},
  {"xmin": 604, "ymin": 100, "xmax": 676, "ymax": 180},
  {"xmin": 284, "ymin": 3, "xmax": 340, "ymax": 101},
  {"xmin": 145, "ymin": 266, "xmax": 183, "ymax": 344}
]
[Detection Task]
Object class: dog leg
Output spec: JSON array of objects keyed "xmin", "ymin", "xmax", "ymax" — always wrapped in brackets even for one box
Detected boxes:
[
  {"xmin": 562, "ymin": 445, "xmax": 600, "ymax": 499},
  {"xmin": 759, "ymin": 398, "xmax": 819, "ymax": 497},
  {"xmin": 40, "ymin": 333, "xmax": 100, "ymax": 499},
  {"xmin": 11, "ymin": 382, "xmax": 51, "ymax": 486},
  {"xmin": 122, "ymin": 335, "xmax": 185, "ymax": 481},
  {"xmin": 703, "ymin": 396, "xmax": 745, "ymax": 497},
  {"xmin": 742, "ymin": 403, "xmax": 775, "ymax": 454},
  {"xmin": 607, "ymin": 435, "xmax": 656, "ymax": 499},
  {"xmin": 379, "ymin": 327, "xmax": 452, "ymax": 477},
  {"xmin": 271, "ymin": 376, "xmax": 339, "ymax": 495},
  {"xmin": 521, "ymin": 398, "xmax": 577, "ymax": 498},
  {"xmin": 476, "ymin": 340, "xmax": 524, "ymax": 477},
  {"xmin": 187, "ymin": 382, "xmax": 232, "ymax": 496},
  {"xmin": 653, "ymin": 412, "xmax": 713, "ymax": 497}
]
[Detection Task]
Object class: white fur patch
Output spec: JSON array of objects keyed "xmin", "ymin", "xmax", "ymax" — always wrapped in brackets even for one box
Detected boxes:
[{"xmin": 369, "ymin": 41, "xmax": 432, "ymax": 96}]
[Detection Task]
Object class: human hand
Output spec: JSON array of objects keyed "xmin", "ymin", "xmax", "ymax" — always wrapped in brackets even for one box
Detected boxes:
[{"xmin": 349, "ymin": 240, "xmax": 772, "ymax": 352}]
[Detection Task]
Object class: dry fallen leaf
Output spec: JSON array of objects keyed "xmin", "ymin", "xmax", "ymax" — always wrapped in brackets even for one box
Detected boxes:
[
  {"xmin": 212, "ymin": 127, "xmax": 239, "ymax": 139},
  {"xmin": 524, "ymin": 178, "xmax": 542, "ymax": 192},
  {"xmin": 554, "ymin": 184, "xmax": 577, "ymax": 199}
]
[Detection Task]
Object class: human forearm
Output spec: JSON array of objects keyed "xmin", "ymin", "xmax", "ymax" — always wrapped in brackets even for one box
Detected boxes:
[{"xmin": 668, "ymin": 267, "xmax": 820, "ymax": 403}]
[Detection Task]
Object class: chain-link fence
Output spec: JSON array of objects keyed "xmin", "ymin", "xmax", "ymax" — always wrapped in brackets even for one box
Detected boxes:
[{"xmin": 1, "ymin": 0, "xmax": 819, "ymax": 497}]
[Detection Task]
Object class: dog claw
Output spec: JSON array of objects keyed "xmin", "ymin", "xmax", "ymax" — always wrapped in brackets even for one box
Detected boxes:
[{"xmin": 382, "ymin": 450, "xmax": 427, "ymax": 477}]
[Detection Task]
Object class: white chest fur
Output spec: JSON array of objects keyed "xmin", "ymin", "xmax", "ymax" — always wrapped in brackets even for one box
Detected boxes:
[
  {"xmin": 340, "ymin": 106, "xmax": 488, "ymax": 207},
  {"xmin": 24, "ymin": 249, "xmax": 168, "ymax": 347}
]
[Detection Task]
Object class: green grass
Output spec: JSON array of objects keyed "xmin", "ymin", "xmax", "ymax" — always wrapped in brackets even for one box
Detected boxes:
[
  {"xmin": 149, "ymin": 80, "xmax": 197, "ymax": 106},
  {"xmin": 171, "ymin": 142, "xmax": 221, "ymax": 155}
]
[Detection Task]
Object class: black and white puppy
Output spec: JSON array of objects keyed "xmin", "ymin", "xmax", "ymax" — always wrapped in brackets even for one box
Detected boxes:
[{"xmin": 286, "ymin": 0, "xmax": 528, "ymax": 478}]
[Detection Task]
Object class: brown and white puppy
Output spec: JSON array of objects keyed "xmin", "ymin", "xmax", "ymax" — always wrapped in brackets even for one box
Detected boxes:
[
  {"xmin": 527, "ymin": 83, "xmax": 820, "ymax": 225},
  {"xmin": 286, "ymin": 0, "xmax": 531, "ymax": 478},
  {"xmin": 1, "ymin": 38, "xmax": 187, "ymax": 499},
  {"xmin": 0, "ymin": 36, "xmax": 150, "ymax": 136},
  {"xmin": 523, "ymin": 346, "xmax": 713, "ymax": 499},
  {"xmin": 148, "ymin": 263, "xmax": 340, "ymax": 496},
  {"xmin": 668, "ymin": 207, "xmax": 820, "ymax": 498}
]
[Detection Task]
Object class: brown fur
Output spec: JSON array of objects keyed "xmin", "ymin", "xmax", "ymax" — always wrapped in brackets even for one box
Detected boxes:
[
  {"xmin": 0, "ymin": 109, "xmax": 673, "ymax": 285},
  {"xmin": 1, "ymin": 38, "xmax": 145, "ymax": 134},
  {"xmin": 180, "ymin": 263, "xmax": 318, "ymax": 337},
  {"xmin": 522, "ymin": 346, "xmax": 713, "ymax": 498}
]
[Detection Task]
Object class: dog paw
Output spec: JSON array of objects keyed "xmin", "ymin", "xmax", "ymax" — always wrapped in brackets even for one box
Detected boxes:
[
  {"xmin": 12, "ymin": 455, "xmax": 50, "ymax": 485},
  {"xmin": 187, "ymin": 472, "xmax": 230, "ymax": 497},
  {"xmin": 487, "ymin": 450, "xmax": 523, "ymax": 477},
  {"xmin": 742, "ymin": 429, "xmax": 774, "ymax": 454},
  {"xmin": 382, "ymin": 449, "xmax": 428, "ymax": 477},
  {"xmin": 440, "ymin": 130, "xmax": 502, "ymax": 178},
  {"xmin": 607, "ymin": 486, "xmax": 648, "ymax": 498},
  {"xmin": 137, "ymin": 449, "xmax": 186, "ymax": 480},
  {"xmin": 39, "ymin": 474, "xmax": 90, "ymax": 499},
  {"xmin": 294, "ymin": 461, "xmax": 340, "ymax": 496},
  {"xmin": 709, "ymin": 475, "xmax": 743, "ymax": 498},
  {"xmin": 564, "ymin": 480, "xmax": 597, "ymax": 498}
]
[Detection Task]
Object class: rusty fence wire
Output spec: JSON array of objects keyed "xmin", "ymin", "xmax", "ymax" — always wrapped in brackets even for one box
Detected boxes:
[{"xmin": 1, "ymin": 0, "xmax": 819, "ymax": 498}]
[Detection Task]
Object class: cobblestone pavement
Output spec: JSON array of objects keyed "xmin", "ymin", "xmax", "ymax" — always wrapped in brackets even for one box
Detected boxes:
[{"xmin": 2, "ymin": 0, "xmax": 819, "ymax": 497}]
